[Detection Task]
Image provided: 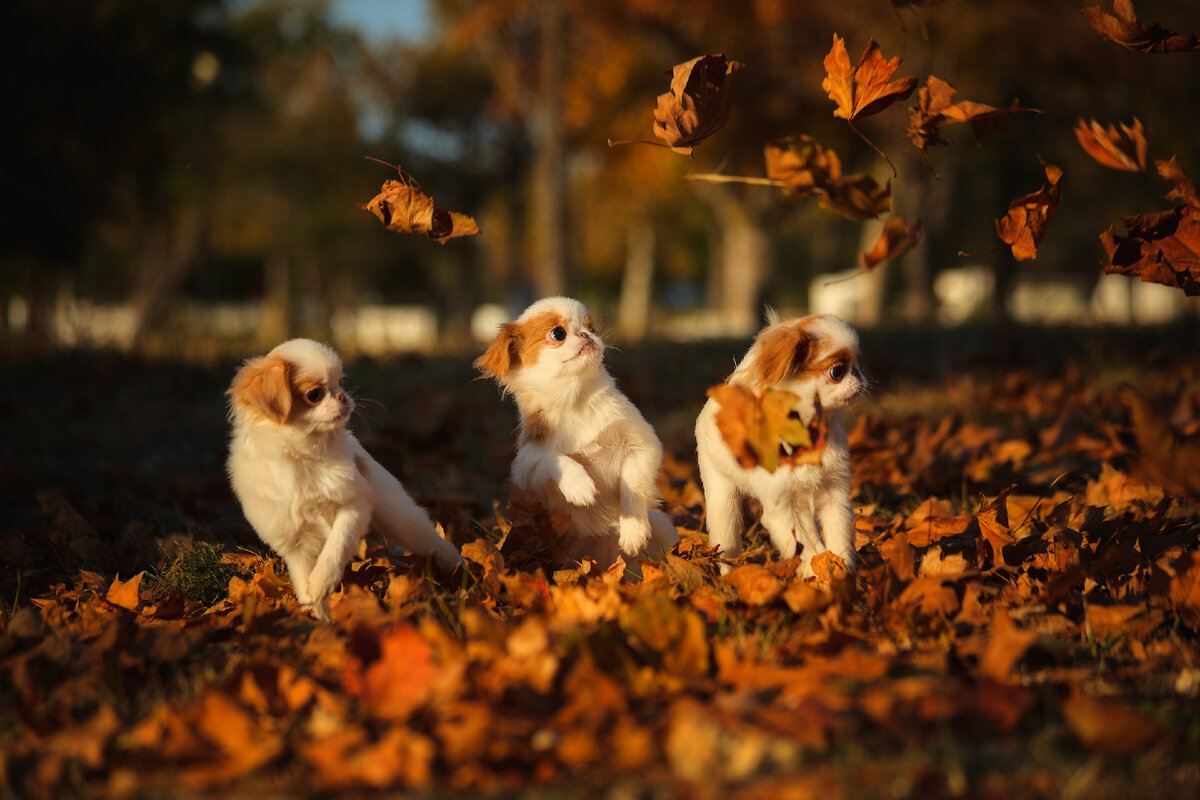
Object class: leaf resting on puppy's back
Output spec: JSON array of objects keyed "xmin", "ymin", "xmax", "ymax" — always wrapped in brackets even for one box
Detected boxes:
[{"xmin": 708, "ymin": 384, "xmax": 826, "ymax": 473}]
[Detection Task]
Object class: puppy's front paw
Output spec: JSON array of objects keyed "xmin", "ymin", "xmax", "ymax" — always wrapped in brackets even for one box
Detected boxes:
[
  {"xmin": 618, "ymin": 516, "xmax": 652, "ymax": 556},
  {"xmin": 308, "ymin": 599, "xmax": 332, "ymax": 623},
  {"xmin": 558, "ymin": 460, "xmax": 597, "ymax": 506}
]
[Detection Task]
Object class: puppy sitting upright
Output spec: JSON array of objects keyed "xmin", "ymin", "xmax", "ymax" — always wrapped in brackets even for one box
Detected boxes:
[
  {"xmin": 476, "ymin": 297, "xmax": 677, "ymax": 569},
  {"xmin": 226, "ymin": 338, "xmax": 461, "ymax": 621},
  {"xmin": 695, "ymin": 313, "xmax": 864, "ymax": 578}
]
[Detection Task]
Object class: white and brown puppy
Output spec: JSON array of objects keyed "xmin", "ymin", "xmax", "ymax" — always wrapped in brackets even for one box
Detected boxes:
[
  {"xmin": 696, "ymin": 313, "xmax": 864, "ymax": 578},
  {"xmin": 226, "ymin": 338, "xmax": 461, "ymax": 621},
  {"xmin": 476, "ymin": 296, "xmax": 677, "ymax": 570}
]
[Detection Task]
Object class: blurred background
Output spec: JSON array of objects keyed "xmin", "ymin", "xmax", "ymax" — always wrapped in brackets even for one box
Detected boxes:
[{"xmin": 3, "ymin": 0, "xmax": 1199, "ymax": 358}]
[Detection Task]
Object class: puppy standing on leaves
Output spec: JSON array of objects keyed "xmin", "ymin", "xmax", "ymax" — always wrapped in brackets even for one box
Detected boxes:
[
  {"xmin": 226, "ymin": 339, "xmax": 461, "ymax": 621},
  {"xmin": 476, "ymin": 297, "xmax": 678, "ymax": 570},
  {"xmin": 696, "ymin": 313, "xmax": 865, "ymax": 579}
]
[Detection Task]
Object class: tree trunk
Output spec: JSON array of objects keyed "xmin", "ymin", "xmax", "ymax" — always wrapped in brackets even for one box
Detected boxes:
[
  {"xmin": 127, "ymin": 205, "xmax": 204, "ymax": 346},
  {"xmin": 257, "ymin": 251, "xmax": 290, "ymax": 346},
  {"xmin": 529, "ymin": 0, "xmax": 566, "ymax": 298},
  {"xmin": 617, "ymin": 219, "xmax": 654, "ymax": 342},
  {"xmin": 702, "ymin": 186, "xmax": 771, "ymax": 336}
]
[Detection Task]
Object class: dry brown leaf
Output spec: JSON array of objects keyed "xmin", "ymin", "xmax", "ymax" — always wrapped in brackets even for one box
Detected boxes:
[
  {"xmin": 708, "ymin": 384, "xmax": 827, "ymax": 473},
  {"xmin": 908, "ymin": 76, "xmax": 1029, "ymax": 153},
  {"xmin": 341, "ymin": 624, "xmax": 437, "ymax": 721},
  {"xmin": 360, "ymin": 166, "xmax": 479, "ymax": 243},
  {"xmin": 1075, "ymin": 118, "xmax": 1148, "ymax": 172},
  {"xmin": 106, "ymin": 571, "xmax": 144, "ymax": 611},
  {"xmin": 1120, "ymin": 384, "xmax": 1200, "ymax": 498},
  {"xmin": 1063, "ymin": 685, "xmax": 1169, "ymax": 756},
  {"xmin": 995, "ymin": 157, "xmax": 1062, "ymax": 260},
  {"xmin": 862, "ymin": 217, "xmax": 923, "ymax": 270},
  {"xmin": 822, "ymin": 35, "xmax": 917, "ymax": 122},
  {"xmin": 650, "ymin": 54, "xmax": 744, "ymax": 155},
  {"xmin": 1167, "ymin": 551, "xmax": 1200, "ymax": 631},
  {"xmin": 725, "ymin": 564, "xmax": 784, "ymax": 606},
  {"xmin": 1082, "ymin": 0, "xmax": 1200, "ymax": 53}
]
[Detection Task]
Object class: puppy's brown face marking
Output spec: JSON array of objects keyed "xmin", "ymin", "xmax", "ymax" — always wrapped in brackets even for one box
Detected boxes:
[
  {"xmin": 474, "ymin": 310, "xmax": 577, "ymax": 379},
  {"xmin": 748, "ymin": 316, "xmax": 860, "ymax": 397}
]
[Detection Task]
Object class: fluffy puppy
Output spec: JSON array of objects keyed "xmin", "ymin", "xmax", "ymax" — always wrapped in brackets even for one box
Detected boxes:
[
  {"xmin": 226, "ymin": 338, "xmax": 461, "ymax": 621},
  {"xmin": 475, "ymin": 297, "xmax": 677, "ymax": 569},
  {"xmin": 695, "ymin": 314, "xmax": 864, "ymax": 578}
]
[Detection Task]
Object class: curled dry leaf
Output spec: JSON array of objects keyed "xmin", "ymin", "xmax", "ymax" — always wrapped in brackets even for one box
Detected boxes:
[
  {"xmin": 650, "ymin": 54, "xmax": 744, "ymax": 155},
  {"xmin": 995, "ymin": 157, "xmax": 1062, "ymax": 261},
  {"xmin": 1075, "ymin": 118, "xmax": 1147, "ymax": 172},
  {"xmin": 708, "ymin": 384, "xmax": 827, "ymax": 474},
  {"xmin": 1101, "ymin": 159, "xmax": 1200, "ymax": 295},
  {"xmin": 360, "ymin": 166, "xmax": 480, "ymax": 244},
  {"xmin": 908, "ymin": 76, "xmax": 1031, "ymax": 154},
  {"xmin": 862, "ymin": 217, "xmax": 923, "ymax": 270},
  {"xmin": 764, "ymin": 136, "xmax": 892, "ymax": 221},
  {"xmin": 1082, "ymin": 0, "xmax": 1200, "ymax": 53}
]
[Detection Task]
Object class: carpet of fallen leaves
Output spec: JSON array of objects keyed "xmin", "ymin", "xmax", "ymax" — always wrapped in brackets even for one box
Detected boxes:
[{"xmin": 2, "ymin": 324, "xmax": 1199, "ymax": 799}]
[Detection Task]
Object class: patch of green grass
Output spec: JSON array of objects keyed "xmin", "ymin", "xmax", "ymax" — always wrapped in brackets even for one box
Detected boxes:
[{"xmin": 144, "ymin": 540, "xmax": 239, "ymax": 605}]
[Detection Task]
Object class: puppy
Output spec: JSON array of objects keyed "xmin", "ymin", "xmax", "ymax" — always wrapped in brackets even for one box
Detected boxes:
[
  {"xmin": 226, "ymin": 338, "xmax": 461, "ymax": 620},
  {"xmin": 695, "ymin": 313, "xmax": 864, "ymax": 578},
  {"xmin": 475, "ymin": 296, "xmax": 677, "ymax": 570}
]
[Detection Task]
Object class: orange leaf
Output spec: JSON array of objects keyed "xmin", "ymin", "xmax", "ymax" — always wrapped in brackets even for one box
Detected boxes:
[
  {"xmin": 764, "ymin": 136, "xmax": 892, "ymax": 221},
  {"xmin": 1119, "ymin": 384, "xmax": 1200, "ymax": 498},
  {"xmin": 909, "ymin": 76, "xmax": 1031, "ymax": 153},
  {"xmin": 708, "ymin": 384, "xmax": 827, "ymax": 473},
  {"xmin": 724, "ymin": 564, "xmax": 784, "ymax": 606},
  {"xmin": 360, "ymin": 167, "xmax": 479, "ymax": 244},
  {"xmin": 977, "ymin": 610, "xmax": 1036, "ymax": 682},
  {"xmin": 106, "ymin": 571, "xmax": 144, "ymax": 611},
  {"xmin": 341, "ymin": 624, "xmax": 437, "ymax": 721},
  {"xmin": 1082, "ymin": 0, "xmax": 1200, "ymax": 53},
  {"xmin": 995, "ymin": 157, "xmax": 1062, "ymax": 260},
  {"xmin": 1063, "ymin": 685, "xmax": 1169, "ymax": 756},
  {"xmin": 1167, "ymin": 551, "xmax": 1200, "ymax": 631},
  {"xmin": 1101, "ymin": 205, "xmax": 1200, "ymax": 296},
  {"xmin": 1075, "ymin": 117, "xmax": 1148, "ymax": 172},
  {"xmin": 821, "ymin": 35, "xmax": 916, "ymax": 121},
  {"xmin": 861, "ymin": 217, "xmax": 923, "ymax": 270},
  {"xmin": 651, "ymin": 54, "xmax": 743, "ymax": 155}
]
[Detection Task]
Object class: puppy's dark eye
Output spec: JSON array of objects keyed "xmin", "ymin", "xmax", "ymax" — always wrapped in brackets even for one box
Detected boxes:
[
  {"xmin": 828, "ymin": 363, "xmax": 848, "ymax": 383},
  {"xmin": 549, "ymin": 326, "xmax": 567, "ymax": 342},
  {"xmin": 305, "ymin": 387, "xmax": 326, "ymax": 404}
]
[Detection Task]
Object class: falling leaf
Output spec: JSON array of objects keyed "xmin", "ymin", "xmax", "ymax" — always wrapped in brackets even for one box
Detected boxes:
[
  {"xmin": 1119, "ymin": 384, "xmax": 1200, "ymax": 498},
  {"xmin": 649, "ymin": 54, "xmax": 744, "ymax": 155},
  {"xmin": 1158, "ymin": 155, "xmax": 1200, "ymax": 210},
  {"xmin": 1075, "ymin": 118, "xmax": 1148, "ymax": 172},
  {"xmin": 822, "ymin": 34, "xmax": 917, "ymax": 168},
  {"xmin": 1082, "ymin": 0, "xmax": 1200, "ymax": 53},
  {"xmin": 106, "ymin": 571, "xmax": 145, "ymax": 611},
  {"xmin": 764, "ymin": 136, "xmax": 893, "ymax": 220},
  {"xmin": 822, "ymin": 35, "xmax": 917, "ymax": 122},
  {"xmin": 1101, "ymin": 207, "xmax": 1200, "ymax": 296},
  {"xmin": 360, "ymin": 165, "xmax": 480, "ymax": 244},
  {"xmin": 708, "ymin": 384, "xmax": 827, "ymax": 473},
  {"xmin": 908, "ymin": 76, "xmax": 1031, "ymax": 153},
  {"xmin": 995, "ymin": 157, "xmax": 1062, "ymax": 260},
  {"xmin": 862, "ymin": 217, "xmax": 923, "ymax": 270}
]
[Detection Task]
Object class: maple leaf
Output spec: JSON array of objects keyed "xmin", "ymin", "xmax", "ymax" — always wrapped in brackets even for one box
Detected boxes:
[
  {"xmin": 708, "ymin": 384, "xmax": 827, "ymax": 474},
  {"xmin": 1075, "ymin": 117, "xmax": 1148, "ymax": 173},
  {"xmin": 1082, "ymin": 0, "xmax": 1200, "ymax": 53},
  {"xmin": 908, "ymin": 76, "xmax": 1031, "ymax": 154},
  {"xmin": 822, "ymin": 34, "xmax": 917, "ymax": 169},
  {"xmin": 649, "ymin": 54, "xmax": 744, "ymax": 155},
  {"xmin": 822, "ymin": 35, "xmax": 917, "ymax": 122},
  {"xmin": 360, "ymin": 164, "xmax": 480, "ymax": 244},
  {"xmin": 995, "ymin": 157, "xmax": 1063, "ymax": 261},
  {"xmin": 1158, "ymin": 155, "xmax": 1200, "ymax": 210},
  {"xmin": 106, "ymin": 571, "xmax": 145, "ymax": 611},
  {"xmin": 862, "ymin": 217, "xmax": 923, "ymax": 270}
]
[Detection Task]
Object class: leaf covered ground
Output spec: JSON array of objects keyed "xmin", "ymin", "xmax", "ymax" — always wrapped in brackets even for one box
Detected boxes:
[{"xmin": 2, "ymin": 324, "xmax": 1200, "ymax": 799}]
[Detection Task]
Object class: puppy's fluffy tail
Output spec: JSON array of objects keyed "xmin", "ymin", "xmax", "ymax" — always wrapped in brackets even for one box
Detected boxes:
[{"xmin": 350, "ymin": 440, "xmax": 463, "ymax": 571}]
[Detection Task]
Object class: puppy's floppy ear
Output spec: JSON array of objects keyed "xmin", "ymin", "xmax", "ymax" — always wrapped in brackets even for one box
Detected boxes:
[
  {"xmin": 474, "ymin": 322, "xmax": 520, "ymax": 379},
  {"xmin": 752, "ymin": 324, "xmax": 813, "ymax": 389},
  {"xmin": 228, "ymin": 355, "xmax": 292, "ymax": 423}
]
